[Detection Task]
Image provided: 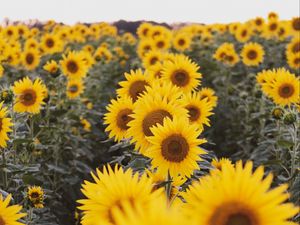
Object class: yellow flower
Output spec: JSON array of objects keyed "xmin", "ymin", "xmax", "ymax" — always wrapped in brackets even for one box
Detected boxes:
[
  {"xmin": 41, "ymin": 33, "xmax": 63, "ymax": 54},
  {"xmin": 43, "ymin": 60, "xmax": 59, "ymax": 74},
  {"xmin": 12, "ymin": 77, "xmax": 47, "ymax": 114},
  {"xmin": 182, "ymin": 161, "xmax": 299, "ymax": 225},
  {"xmin": 0, "ymin": 102, "xmax": 13, "ymax": 148},
  {"xmin": 142, "ymin": 50, "xmax": 163, "ymax": 69},
  {"xmin": 21, "ymin": 48, "xmax": 40, "ymax": 71},
  {"xmin": 0, "ymin": 194, "xmax": 26, "ymax": 225},
  {"xmin": 240, "ymin": 42, "xmax": 265, "ymax": 66},
  {"xmin": 81, "ymin": 118, "xmax": 91, "ymax": 132},
  {"xmin": 60, "ymin": 51, "xmax": 89, "ymax": 79},
  {"xmin": 198, "ymin": 87, "xmax": 218, "ymax": 107},
  {"xmin": 172, "ymin": 33, "xmax": 192, "ymax": 51},
  {"xmin": 235, "ymin": 25, "xmax": 252, "ymax": 42},
  {"xmin": 77, "ymin": 165, "xmax": 163, "ymax": 225},
  {"xmin": 27, "ymin": 186, "xmax": 45, "ymax": 208},
  {"xmin": 66, "ymin": 79, "xmax": 84, "ymax": 99},
  {"xmin": 146, "ymin": 117, "xmax": 206, "ymax": 178}
]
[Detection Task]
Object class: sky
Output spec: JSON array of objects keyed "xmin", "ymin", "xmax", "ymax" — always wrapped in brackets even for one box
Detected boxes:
[{"xmin": 1, "ymin": 0, "xmax": 299, "ymax": 24}]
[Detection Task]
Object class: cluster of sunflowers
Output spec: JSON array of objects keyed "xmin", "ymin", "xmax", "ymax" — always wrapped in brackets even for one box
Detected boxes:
[{"xmin": 0, "ymin": 11, "xmax": 299, "ymax": 225}]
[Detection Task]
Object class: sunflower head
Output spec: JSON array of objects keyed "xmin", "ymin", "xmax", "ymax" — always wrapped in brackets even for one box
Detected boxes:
[
  {"xmin": 241, "ymin": 42, "xmax": 265, "ymax": 66},
  {"xmin": 0, "ymin": 194, "xmax": 26, "ymax": 225},
  {"xmin": 66, "ymin": 79, "xmax": 84, "ymax": 99},
  {"xmin": 0, "ymin": 102, "xmax": 13, "ymax": 148},
  {"xmin": 27, "ymin": 186, "xmax": 45, "ymax": 208}
]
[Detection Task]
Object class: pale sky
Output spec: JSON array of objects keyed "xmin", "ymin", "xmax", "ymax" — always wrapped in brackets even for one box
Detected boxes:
[{"xmin": 1, "ymin": 0, "xmax": 299, "ymax": 24}]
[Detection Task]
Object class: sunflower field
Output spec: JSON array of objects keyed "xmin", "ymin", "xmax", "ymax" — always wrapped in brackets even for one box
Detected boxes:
[{"xmin": 0, "ymin": 11, "xmax": 299, "ymax": 225}]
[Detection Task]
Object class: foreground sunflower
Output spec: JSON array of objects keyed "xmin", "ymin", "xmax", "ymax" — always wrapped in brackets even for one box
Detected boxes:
[
  {"xmin": 104, "ymin": 97, "xmax": 134, "ymax": 142},
  {"xmin": 77, "ymin": 165, "xmax": 163, "ymax": 225},
  {"xmin": 182, "ymin": 161, "xmax": 299, "ymax": 225},
  {"xmin": 127, "ymin": 93, "xmax": 187, "ymax": 154},
  {"xmin": 241, "ymin": 42, "xmax": 265, "ymax": 66},
  {"xmin": 12, "ymin": 77, "xmax": 47, "ymax": 114},
  {"xmin": 117, "ymin": 69, "xmax": 152, "ymax": 102},
  {"xmin": 161, "ymin": 55, "xmax": 202, "ymax": 93},
  {"xmin": 146, "ymin": 117, "xmax": 206, "ymax": 178},
  {"xmin": 60, "ymin": 51, "xmax": 89, "ymax": 80},
  {"xmin": 0, "ymin": 102, "xmax": 13, "ymax": 148},
  {"xmin": 0, "ymin": 194, "xmax": 26, "ymax": 225}
]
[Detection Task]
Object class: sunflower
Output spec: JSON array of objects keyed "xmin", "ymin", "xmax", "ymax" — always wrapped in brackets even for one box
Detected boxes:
[
  {"xmin": 182, "ymin": 161, "xmax": 299, "ymax": 225},
  {"xmin": 172, "ymin": 33, "xmax": 192, "ymax": 51},
  {"xmin": 180, "ymin": 92, "xmax": 214, "ymax": 130},
  {"xmin": 287, "ymin": 52, "xmax": 300, "ymax": 70},
  {"xmin": 0, "ymin": 194, "xmax": 26, "ymax": 225},
  {"xmin": 27, "ymin": 186, "xmax": 45, "ymax": 209},
  {"xmin": 77, "ymin": 165, "xmax": 163, "ymax": 225},
  {"xmin": 240, "ymin": 42, "xmax": 265, "ymax": 66},
  {"xmin": 117, "ymin": 69, "xmax": 152, "ymax": 102},
  {"xmin": 146, "ymin": 117, "xmax": 206, "ymax": 178},
  {"xmin": 211, "ymin": 157, "xmax": 233, "ymax": 171},
  {"xmin": 235, "ymin": 25, "xmax": 252, "ymax": 42},
  {"xmin": 256, "ymin": 70, "xmax": 277, "ymax": 97},
  {"xmin": 263, "ymin": 19, "xmax": 280, "ymax": 39},
  {"xmin": 127, "ymin": 93, "xmax": 187, "ymax": 154},
  {"xmin": 137, "ymin": 22, "xmax": 153, "ymax": 39},
  {"xmin": 81, "ymin": 118, "xmax": 91, "ymax": 132},
  {"xmin": 198, "ymin": 87, "xmax": 218, "ymax": 107},
  {"xmin": 40, "ymin": 33, "xmax": 63, "ymax": 54},
  {"xmin": 161, "ymin": 55, "xmax": 202, "ymax": 93},
  {"xmin": 154, "ymin": 36, "xmax": 170, "ymax": 51},
  {"xmin": 0, "ymin": 102, "xmax": 13, "ymax": 148},
  {"xmin": 104, "ymin": 97, "xmax": 134, "ymax": 142},
  {"xmin": 94, "ymin": 46, "xmax": 112, "ymax": 63},
  {"xmin": 213, "ymin": 43, "xmax": 240, "ymax": 66},
  {"xmin": 21, "ymin": 48, "xmax": 40, "ymax": 71},
  {"xmin": 269, "ymin": 68, "xmax": 299, "ymax": 106},
  {"xmin": 12, "ymin": 77, "xmax": 47, "ymax": 114},
  {"xmin": 24, "ymin": 38, "xmax": 39, "ymax": 50},
  {"xmin": 66, "ymin": 79, "xmax": 84, "ymax": 99},
  {"xmin": 142, "ymin": 50, "xmax": 163, "ymax": 69},
  {"xmin": 252, "ymin": 17, "xmax": 265, "ymax": 32},
  {"xmin": 290, "ymin": 17, "xmax": 300, "ymax": 35},
  {"xmin": 137, "ymin": 39, "xmax": 155, "ymax": 58},
  {"xmin": 43, "ymin": 60, "xmax": 59, "ymax": 75},
  {"xmin": 286, "ymin": 37, "xmax": 300, "ymax": 55},
  {"xmin": 60, "ymin": 51, "xmax": 88, "ymax": 79}
]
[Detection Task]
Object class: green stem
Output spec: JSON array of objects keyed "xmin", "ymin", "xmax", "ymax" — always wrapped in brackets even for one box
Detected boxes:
[{"xmin": 1, "ymin": 149, "xmax": 7, "ymax": 189}]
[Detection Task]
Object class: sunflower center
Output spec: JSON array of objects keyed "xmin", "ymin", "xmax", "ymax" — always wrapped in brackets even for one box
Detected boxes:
[
  {"xmin": 26, "ymin": 53, "xmax": 34, "ymax": 65},
  {"xmin": 46, "ymin": 38, "xmax": 54, "ymax": 48},
  {"xmin": 161, "ymin": 134, "xmax": 189, "ymax": 162},
  {"xmin": 171, "ymin": 70, "xmax": 190, "ymax": 87},
  {"xmin": 116, "ymin": 108, "xmax": 133, "ymax": 130},
  {"xmin": 247, "ymin": 50, "xmax": 257, "ymax": 60},
  {"xmin": 292, "ymin": 18, "xmax": 300, "ymax": 30},
  {"xmin": 150, "ymin": 57, "xmax": 159, "ymax": 65},
  {"xmin": 186, "ymin": 105, "xmax": 200, "ymax": 121},
  {"xmin": 278, "ymin": 84, "xmax": 294, "ymax": 98},
  {"xmin": 241, "ymin": 30, "xmax": 247, "ymax": 37},
  {"xmin": 30, "ymin": 192, "xmax": 40, "ymax": 199},
  {"xmin": 0, "ymin": 216, "xmax": 5, "ymax": 225},
  {"xmin": 292, "ymin": 42, "xmax": 300, "ymax": 53},
  {"xmin": 178, "ymin": 39, "xmax": 185, "ymax": 46},
  {"xmin": 142, "ymin": 28, "xmax": 149, "ymax": 36},
  {"xmin": 142, "ymin": 110, "xmax": 172, "ymax": 136},
  {"xmin": 226, "ymin": 214, "xmax": 252, "ymax": 225},
  {"xmin": 157, "ymin": 41, "xmax": 165, "ymax": 48},
  {"xmin": 209, "ymin": 202, "xmax": 258, "ymax": 225},
  {"xmin": 226, "ymin": 55, "xmax": 234, "ymax": 62},
  {"xmin": 278, "ymin": 28, "xmax": 285, "ymax": 36},
  {"xmin": 67, "ymin": 60, "xmax": 79, "ymax": 74},
  {"xmin": 7, "ymin": 30, "xmax": 13, "ymax": 36},
  {"xmin": 269, "ymin": 23, "xmax": 277, "ymax": 31},
  {"xmin": 128, "ymin": 80, "xmax": 148, "ymax": 102},
  {"xmin": 69, "ymin": 85, "xmax": 79, "ymax": 93},
  {"xmin": 20, "ymin": 90, "xmax": 37, "ymax": 106},
  {"xmin": 255, "ymin": 19, "xmax": 262, "ymax": 25}
]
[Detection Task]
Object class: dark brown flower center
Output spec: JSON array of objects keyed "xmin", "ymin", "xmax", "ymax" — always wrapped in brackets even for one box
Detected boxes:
[
  {"xmin": 161, "ymin": 134, "xmax": 189, "ymax": 162},
  {"xmin": 209, "ymin": 203, "xmax": 258, "ymax": 225},
  {"xmin": 46, "ymin": 38, "xmax": 54, "ymax": 48},
  {"xmin": 171, "ymin": 70, "xmax": 190, "ymax": 87},
  {"xmin": 247, "ymin": 50, "xmax": 257, "ymax": 60},
  {"xmin": 255, "ymin": 19, "xmax": 262, "ymax": 26},
  {"xmin": 0, "ymin": 216, "xmax": 5, "ymax": 225},
  {"xmin": 7, "ymin": 30, "xmax": 13, "ymax": 36},
  {"xmin": 69, "ymin": 85, "xmax": 79, "ymax": 93},
  {"xmin": 186, "ymin": 105, "xmax": 200, "ymax": 121},
  {"xmin": 292, "ymin": 42, "xmax": 300, "ymax": 53},
  {"xmin": 294, "ymin": 57, "xmax": 300, "ymax": 65},
  {"xmin": 142, "ymin": 110, "xmax": 172, "ymax": 136},
  {"xmin": 269, "ymin": 23, "xmax": 277, "ymax": 31},
  {"xmin": 20, "ymin": 89, "xmax": 37, "ymax": 106},
  {"xmin": 241, "ymin": 30, "xmax": 247, "ymax": 37},
  {"xmin": 26, "ymin": 53, "xmax": 34, "ymax": 65},
  {"xmin": 116, "ymin": 108, "xmax": 133, "ymax": 130},
  {"xmin": 279, "ymin": 84, "xmax": 294, "ymax": 98},
  {"xmin": 178, "ymin": 39, "xmax": 186, "ymax": 46},
  {"xmin": 157, "ymin": 41, "xmax": 165, "ymax": 49},
  {"xmin": 30, "ymin": 192, "xmax": 40, "ymax": 199},
  {"xmin": 292, "ymin": 18, "xmax": 300, "ymax": 31},
  {"xmin": 142, "ymin": 28, "xmax": 149, "ymax": 36},
  {"xmin": 128, "ymin": 80, "xmax": 149, "ymax": 102},
  {"xmin": 67, "ymin": 60, "xmax": 79, "ymax": 74},
  {"xmin": 150, "ymin": 57, "xmax": 159, "ymax": 65}
]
